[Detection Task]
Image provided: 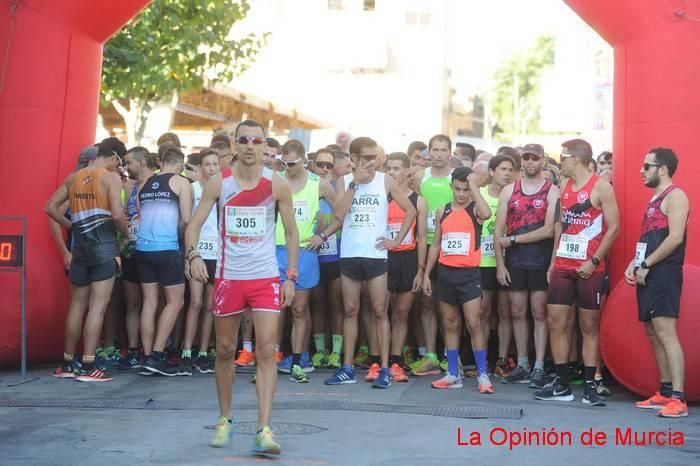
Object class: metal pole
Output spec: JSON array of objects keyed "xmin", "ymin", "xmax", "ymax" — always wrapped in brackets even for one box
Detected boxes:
[{"xmin": 20, "ymin": 217, "xmax": 26, "ymax": 379}]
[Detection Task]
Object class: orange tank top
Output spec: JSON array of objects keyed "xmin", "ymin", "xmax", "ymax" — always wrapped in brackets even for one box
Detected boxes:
[
  {"xmin": 68, "ymin": 166, "xmax": 116, "ymax": 250},
  {"xmin": 387, "ymin": 191, "xmax": 418, "ymax": 252},
  {"xmin": 438, "ymin": 202, "xmax": 481, "ymax": 268}
]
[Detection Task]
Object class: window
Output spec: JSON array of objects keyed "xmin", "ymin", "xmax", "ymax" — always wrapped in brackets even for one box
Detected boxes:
[
  {"xmin": 363, "ymin": 0, "xmax": 375, "ymax": 11},
  {"xmin": 328, "ymin": 0, "xmax": 343, "ymax": 10}
]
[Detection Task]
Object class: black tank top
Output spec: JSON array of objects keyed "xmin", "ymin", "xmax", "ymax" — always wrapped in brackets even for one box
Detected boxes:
[
  {"xmin": 505, "ymin": 180, "xmax": 553, "ymax": 270},
  {"xmin": 639, "ymin": 185, "xmax": 687, "ymax": 267}
]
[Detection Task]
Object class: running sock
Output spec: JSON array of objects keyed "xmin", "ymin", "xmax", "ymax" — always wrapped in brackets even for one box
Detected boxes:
[
  {"xmin": 181, "ymin": 349, "xmax": 192, "ymax": 359},
  {"xmin": 671, "ymin": 390, "xmax": 686, "ymax": 402},
  {"xmin": 418, "ymin": 346, "xmax": 427, "ymax": 357},
  {"xmin": 82, "ymin": 354, "xmax": 96, "ymax": 364},
  {"xmin": 243, "ymin": 341, "xmax": 253, "ymax": 353},
  {"xmin": 63, "ymin": 353, "xmax": 73, "ymax": 363},
  {"xmin": 369, "ymin": 355, "xmax": 380, "ymax": 366},
  {"xmin": 198, "ymin": 350, "xmax": 208, "ymax": 358},
  {"xmin": 473, "ymin": 350, "xmax": 487, "ymax": 376},
  {"xmin": 314, "ymin": 334, "xmax": 326, "ymax": 353},
  {"xmin": 534, "ymin": 360, "xmax": 544, "ymax": 371},
  {"xmin": 292, "ymin": 353, "xmax": 301, "ymax": 367},
  {"xmin": 517, "ymin": 356, "xmax": 529, "ymax": 369},
  {"xmin": 555, "ymin": 363, "xmax": 570, "ymax": 386},
  {"xmin": 660, "ymin": 382, "xmax": 673, "ymax": 398},
  {"xmin": 584, "ymin": 366, "xmax": 596, "ymax": 383},
  {"xmin": 275, "ymin": 344, "xmax": 280, "ymax": 353},
  {"xmin": 446, "ymin": 349, "xmax": 459, "ymax": 377},
  {"xmin": 332, "ymin": 335, "xmax": 343, "ymax": 354}
]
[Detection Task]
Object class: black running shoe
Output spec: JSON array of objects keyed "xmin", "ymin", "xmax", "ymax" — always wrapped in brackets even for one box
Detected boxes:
[
  {"xmin": 533, "ymin": 376, "xmax": 574, "ymax": 401},
  {"xmin": 583, "ymin": 382, "xmax": 606, "ymax": 406},
  {"xmin": 143, "ymin": 354, "xmax": 178, "ymax": 376},
  {"xmin": 179, "ymin": 356, "xmax": 192, "ymax": 376},
  {"xmin": 118, "ymin": 351, "xmax": 141, "ymax": 370},
  {"xmin": 503, "ymin": 365, "xmax": 530, "ymax": 384},
  {"xmin": 194, "ymin": 355, "xmax": 215, "ymax": 374},
  {"xmin": 528, "ymin": 368, "xmax": 546, "ymax": 389}
]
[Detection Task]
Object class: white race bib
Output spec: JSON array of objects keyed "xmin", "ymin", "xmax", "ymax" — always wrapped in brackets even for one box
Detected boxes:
[
  {"xmin": 481, "ymin": 235, "xmax": 495, "ymax": 257},
  {"xmin": 198, "ymin": 235, "xmax": 218, "ymax": 260},
  {"xmin": 293, "ymin": 200, "xmax": 310, "ymax": 223},
  {"xmin": 427, "ymin": 211, "xmax": 437, "ymax": 234},
  {"xmin": 225, "ymin": 206, "xmax": 266, "ymax": 238},
  {"xmin": 127, "ymin": 219, "xmax": 139, "ymax": 242},
  {"xmin": 387, "ymin": 224, "xmax": 412, "ymax": 245},
  {"xmin": 441, "ymin": 232, "xmax": 470, "ymax": 256},
  {"xmin": 556, "ymin": 234, "xmax": 588, "ymax": 260},
  {"xmin": 349, "ymin": 206, "xmax": 377, "ymax": 229},
  {"xmin": 318, "ymin": 234, "xmax": 338, "ymax": 256},
  {"xmin": 634, "ymin": 242, "xmax": 647, "ymax": 267}
]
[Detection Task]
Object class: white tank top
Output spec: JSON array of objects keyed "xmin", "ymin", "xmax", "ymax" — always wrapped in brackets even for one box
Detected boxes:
[
  {"xmin": 193, "ymin": 181, "xmax": 219, "ymax": 261},
  {"xmin": 217, "ymin": 167, "xmax": 278, "ymax": 280},
  {"xmin": 340, "ymin": 172, "xmax": 389, "ymax": 260}
]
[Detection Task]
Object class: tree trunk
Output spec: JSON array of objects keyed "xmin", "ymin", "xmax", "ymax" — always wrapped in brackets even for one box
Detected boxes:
[{"xmin": 109, "ymin": 98, "xmax": 153, "ymax": 145}]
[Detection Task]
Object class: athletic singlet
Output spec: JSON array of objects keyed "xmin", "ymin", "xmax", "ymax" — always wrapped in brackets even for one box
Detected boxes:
[
  {"xmin": 217, "ymin": 166, "xmax": 278, "ymax": 280},
  {"xmin": 554, "ymin": 175, "xmax": 606, "ymax": 272},
  {"xmin": 340, "ymin": 172, "xmax": 389, "ymax": 260},
  {"xmin": 387, "ymin": 191, "xmax": 418, "ymax": 252},
  {"xmin": 505, "ymin": 180, "xmax": 553, "ymax": 270},
  {"xmin": 479, "ymin": 186, "xmax": 499, "ymax": 268},
  {"xmin": 193, "ymin": 181, "xmax": 219, "ymax": 261},
  {"xmin": 136, "ymin": 173, "xmax": 181, "ymax": 252},
  {"xmin": 276, "ymin": 172, "xmax": 320, "ymax": 247},
  {"xmin": 635, "ymin": 185, "xmax": 687, "ymax": 268},
  {"xmin": 125, "ymin": 182, "xmax": 139, "ymax": 242},
  {"xmin": 68, "ymin": 166, "xmax": 119, "ymax": 264},
  {"xmin": 438, "ymin": 202, "xmax": 481, "ymax": 268},
  {"xmin": 420, "ymin": 168, "xmax": 453, "ymax": 245},
  {"xmin": 318, "ymin": 181, "xmax": 340, "ymax": 263}
]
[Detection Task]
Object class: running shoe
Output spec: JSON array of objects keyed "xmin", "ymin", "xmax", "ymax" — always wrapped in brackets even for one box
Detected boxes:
[
  {"xmin": 569, "ymin": 363, "xmax": 584, "ymax": 385},
  {"xmin": 327, "ymin": 352, "xmax": 341, "ymax": 369},
  {"xmin": 390, "ymin": 363, "xmax": 409, "ymax": 382},
  {"xmin": 439, "ymin": 358, "xmax": 448, "ymax": 372},
  {"xmin": 533, "ymin": 376, "xmax": 574, "ymax": 401},
  {"xmin": 75, "ymin": 367, "xmax": 113, "ymax": 382},
  {"xmin": 118, "ymin": 351, "xmax": 141, "ymax": 370},
  {"xmin": 493, "ymin": 358, "xmax": 510, "ymax": 379},
  {"xmin": 274, "ymin": 351, "xmax": 284, "ymax": 364},
  {"xmin": 143, "ymin": 354, "xmax": 178, "ymax": 376},
  {"xmin": 195, "ymin": 355, "xmax": 215, "ymax": 374},
  {"xmin": 353, "ymin": 345, "xmax": 370, "ymax": 368},
  {"xmin": 658, "ymin": 398, "xmax": 688, "ymax": 418},
  {"xmin": 478, "ymin": 373, "xmax": 495, "ymax": 394},
  {"xmin": 178, "ymin": 356, "xmax": 193, "ymax": 376},
  {"xmin": 253, "ymin": 426, "xmax": 281, "ymax": 455},
  {"xmin": 431, "ymin": 373, "xmax": 463, "ymax": 389},
  {"xmin": 312, "ymin": 351, "xmax": 328, "ymax": 368},
  {"xmin": 582, "ymin": 382, "xmax": 606, "ymax": 406},
  {"xmin": 595, "ymin": 378, "xmax": 611, "ymax": 396},
  {"xmin": 235, "ymin": 350, "xmax": 256, "ymax": 367},
  {"xmin": 167, "ymin": 350, "xmax": 181, "ymax": 367},
  {"xmin": 250, "ymin": 374, "xmax": 256, "ymax": 384},
  {"xmin": 52, "ymin": 362, "xmax": 77, "ymax": 379},
  {"xmin": 277, "ymin": 355, "xmax": 292, "ymax": 374},
  {"xmin": 402, "ymin": 346, "xmax": 416, "ymax": 366},
  {"xmin": 300, "ymin": 352, "xmax": 315, "ymax": 373},
  {"xmin": 411, "ymin": 353, "xmax": 441, "ymax": 376},
  {"xmin": 96, "ymin": 348, "xmax": 120, "ymax": 369},
  {"xmin": 208, "ymin": 348, "xmax": 217, "ymax": 360},
  {"xmin": 372, "ymin": 368, "xmax": 392, "ymax": 389},
  {"xmin": 635, "ymin": 392, "xmax": 672, "ymax": 410},
  {"xmin": 325, "ymin": 365, "xmax": 357, "ymax": 385},
  {"xmin": 290, "ymin": 364, "xmax": 309, "ymax": 383},
  {"xmin": 210, "ymin": 416, "xmax": 233, "ymax": 448},
  {"xmin": 364, "ymin": 363, "xmax": 380, "ymax": 382},
  {"xmin": 528, "ymin": 368, "xmax": 546, "ymax": 389},
  {"xmin": 503, "ymin": 365, "xmax": 530, "ymax": 384}
]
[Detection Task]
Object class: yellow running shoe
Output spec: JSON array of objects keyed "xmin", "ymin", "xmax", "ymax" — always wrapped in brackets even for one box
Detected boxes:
[
  {"xmin": 210, "ymin": 416, "xmax": 232, "ymax": 448},
  {"xmin": 253, "ymin": 426, "xmax": 281, "ymax": 455}
]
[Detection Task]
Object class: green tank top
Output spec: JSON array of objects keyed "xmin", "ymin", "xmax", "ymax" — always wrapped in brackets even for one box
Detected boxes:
[
  {"xmin": 276, "ymin": 172, "xmax": 320, "ymax": 247},
  {"xmin": 479, "ymin": 185, "xmax": 500, "ymax": 267},
  {"xmin": 420, "ymin": 168, "xmax": 453, "ymax": 244}
]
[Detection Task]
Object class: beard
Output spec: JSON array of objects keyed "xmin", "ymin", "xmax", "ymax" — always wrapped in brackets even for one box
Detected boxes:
[{"xmin": 644, "ymin": 174, "xmax": 660, "ymax": 188}]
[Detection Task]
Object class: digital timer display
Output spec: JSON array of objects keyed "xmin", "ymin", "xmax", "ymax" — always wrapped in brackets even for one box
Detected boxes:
[{"xmin": 0, "ymin": 235, "xmax": 23, "ymax": 267}]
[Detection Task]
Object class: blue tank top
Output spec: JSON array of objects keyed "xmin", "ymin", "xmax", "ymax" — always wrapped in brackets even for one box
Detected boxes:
[{"xmin": 136, "ymin": 173, "xmax": 181, "ymax": 252}]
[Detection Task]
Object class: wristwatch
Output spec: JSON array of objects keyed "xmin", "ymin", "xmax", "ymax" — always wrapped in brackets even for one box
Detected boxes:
[
  {"xmin": 591, "ymin": 256, "xmax": 600, "ymax": 266},
  {"xmin": 510, "ymin": 235, "xmax": 517, "ymax": 244},
  {"xmin": 348, "ymin": 181, "xmax": 359, "ymax": 191},
  {"xmin": 640, "ymin": 261, "xmax": 650, "ymax": 270}
]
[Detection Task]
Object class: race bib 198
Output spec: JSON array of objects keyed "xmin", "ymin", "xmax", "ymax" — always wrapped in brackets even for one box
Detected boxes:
[
  {"xmin": 387, "ymin": 223, "xmax": 412, "ymax": 245},
  {"xmin": 318, "ymin": 234, "xmax": 338, "ymax": 256},
  {"xmin": 556, "ymin": 234, "xmax": 588, "ymax": 260},
  {"xmin": 481, "ymin": 235, "xmax": 495, "ymax": 257},
  {"xmin": 198, "ymin": 235, "xmax": 218, "ymax": 260},
  {"xmin": 225, "ymin": 206, "xmax": 266, "ymax": 238},
  {"xmin": 441, "ymin": 232, "xmax": 470, "ymax": 256},
  {"xmin": 634, "ymin": 242, "xmax": 647, "ymax": 267}
]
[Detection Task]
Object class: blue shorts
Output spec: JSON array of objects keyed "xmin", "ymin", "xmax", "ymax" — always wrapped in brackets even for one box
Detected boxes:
[{"xmin": 276, "ymin": 246, "xmax": 319, "ymax": 290}]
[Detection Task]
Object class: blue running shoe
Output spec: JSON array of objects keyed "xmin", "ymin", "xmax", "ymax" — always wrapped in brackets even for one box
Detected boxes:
[
  {"xmin": 300, "ymin": 352, "xmax": 315, "ymax": 373},
  {"xmin": 277, "ymin": 355, "xmax": 292, "ymax": 374},
  {"xmin": 118, "ymin": 351, "xmax": 141, "ymax": 370},
  {"xmin": 372, "ymin": 368, "xmax": 392, "ymax": 389},
  {"xmin": 325, "ymin": 365, "xmax": 357, "ymax": 385}
]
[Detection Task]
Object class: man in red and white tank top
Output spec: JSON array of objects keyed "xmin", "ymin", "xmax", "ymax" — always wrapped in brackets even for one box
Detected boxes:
[
  {"xmin": 185, "ymin": 120, "xmax": 299, "ymax": 454},
  {"xmin": 535, "ymin": 139, "xmax": 620, "ymax": 407}
]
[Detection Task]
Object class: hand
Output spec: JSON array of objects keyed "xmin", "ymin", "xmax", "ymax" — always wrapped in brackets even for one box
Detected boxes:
[
  {"xmin": 352, "ymin": 165, "xmax": 373, "ymax": 185},
  {"xmin": 422, "ymin": 275, "xmax": 433, "ymax": 296},
  {"xmin": 281, "ymin": 279, "xmax": 295, "ymax": 307},
  {"xmin": 496, "ymin": 265, "xmax": 511, "ymax": 287},
  {"xmin": 498, "ymin": 236, "xmax": 513, "ymax": 249},
  {"xmin": 62, "ymin": 251, "xmax": 72, "ymax": 272},
  {"xmin": 306, "ymin": 234, "xmax": 324, "ymax": 251},
  {"xmin": 189, "ymin": 257, "xmax": 209, "ymax": 283},
  {"xmin": 411, "ymin": 270, "xmax": 424, "ymax": 293},
  {"xmin": 624, "ymin": 260, "xmax": 636, "ymax": 286},
  {"xmin": 375, "ymin": 236, "xmax": 399, "ymax": 251},
  {"xmin": 547, "ymin": 264, "xmax": 553, "ymax": 284},
  {"xmin": 576, "ymin": 260, "xmax": 596, "ymax": 279},
  {"xmin": 467, "ymin": 172, "xmax": 482, "ymax": 189},
  {"xmin": 635, "ymin": 266, "xmax": 649, "ymax": 286}
]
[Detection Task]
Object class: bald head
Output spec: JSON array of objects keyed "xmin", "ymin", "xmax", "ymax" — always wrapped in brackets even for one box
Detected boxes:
[
  {"xmin": 472, "ymin": 160, "xmax": 489, "ymax": 187},
  {"xmin": 476, "ymin": 152, "xmax": 493, "ymax": 163}
]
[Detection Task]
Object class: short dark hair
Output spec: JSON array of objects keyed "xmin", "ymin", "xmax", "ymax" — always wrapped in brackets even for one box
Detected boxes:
[
  {"xmin": 157, "ymin": 132, "xmax": 181, "ymax": 148},
  {"xmin": 428, "ymin": 134, "xmax": 452, "ymax": 151},
  {"xmin": 488, "ymin": 154, "xmax": 514, "ymax": 172},
  {"xmin": 407, "ymin": 140, "xmax": 427, "ymax": 155},
  {"xmin": 97, "ymin": 137, "xmax": 127, "ymax": 158},
  {"xmin": 234, "ymin": 119, "xmax": 265, "ymax": 138},
  {"xmin": 282, "ymin": 139, "xmax": 306, "ymax": 158},
  {"xmin": 198, "ymin": 148, "xmax": 219, "ymax": 165},
  {"xmin": 455, "ymin": 142, "xmax": 476, "ymax": 161},
  {"xmin": 649, "ymin": 147, "xmax": 679, "ymax": 177},
  {"xmin": 266, "ymin": 137, "xmax": 281, "ymax": 149},
  {"xmin": 186, "ymin": 152, "xmax": 201, "ymax": 167},
  {"xmin": 349, "ymin": 137, "xmax": 377, "ymax": 156},
  {"xmin": 562, "ymin": 138, "xmax": 593, "ymax": 165},
  {"xmin": 210, "ymin": 140, "xmax": 231, "ymax": 153},
  {"xmin": 451, "ymin": 166, "xmax": 473, "ymax": 184},
  {"xmin": 496, "ymin": 146, "xmax": 521, "ymax": 170},
  {"xmin": 333, "ymin": 150, "xmax": 349, "ymax": 162},
  {"xmin": 145, "ymin": 153, "xmax": 160, "ymax": 170},
  {"xmin": 388, "ymin": 152, "xmax": 411, "ymax": 168},
  {"xmin": 161, "ymin": 145, "xmax": 185, "ymax": 166},
  {"xmin": 126, "ymin": 146, "xmax": 149, "ymax": 163},
  {"xmin": 325, "ymin": 144, "xmax": 342, "ymax": 152},
  {"xmin": 597, "ymin": 151, "xmax": 612, "ymax": 163},
  {"xmin": 211, "ymin": 132, "xmax": 231, "ymax": 147}
]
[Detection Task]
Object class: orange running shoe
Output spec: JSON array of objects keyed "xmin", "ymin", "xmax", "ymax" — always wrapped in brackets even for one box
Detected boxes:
[
  {"xmin": 364, "ymin": 363, "xmax": 380, "ymax": 382},
  {"xmin": 274, "ymin": 351, "xmax": 284, "ymax": 364},
  {"xmin": 635, "ymin": 392, "xmax": 672, "ymax": 410},
  {"xmin": 390, "ymin": 363, "xmax": 409, "ymax": 382},
  {"xmin": 478, "ymin": 374, "xmax": 495, "ymax": 394},
  {"xmin": 431, "ymin": 373, "xmax": 463, "ymax": 389},
  {"xmin": 235, "ymin": 350, "xmax": 256, "ymax": 367},
  {"xmin": 658, "ymin": 398, "xmax": 688, "ymax": 418}
]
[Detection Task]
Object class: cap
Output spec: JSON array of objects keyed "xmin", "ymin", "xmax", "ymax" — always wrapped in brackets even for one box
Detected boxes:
[
  {"xmin": 76, "ymin": 145, "xmax": 98, "ymax": 170},
  {"xmin": 521, "ymin": 143, "xmax": 544, "ymax": 158}
]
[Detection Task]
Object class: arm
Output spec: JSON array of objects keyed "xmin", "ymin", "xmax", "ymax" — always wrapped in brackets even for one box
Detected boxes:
[
  {"xmin": 377, "ymin": 176, "xmax": 417, "ymax": 250},
  {"xmin": 184, "ymin": 174, "xmax": 222, "ymax": 282},
  {"xmin": 508, "ymin": 185, "xmax": 560, "ymax": 244},
  {"xmin": 422, "ymin": 206, "xmax": 443, "ymax": 296},
  {"xmin": 414, "ymin": 169, "xmax": 425, "ymax": 195},
  {"xmin": 49, "ymin": 201, "xmax": 71, "ymax": 270},
  {"xmin": 412, "ymin": 196, "xmax": 428, "ymax": 292},
  {"xmin": 274, "ymin": 175, "xmax": 299, "ymax": 307},
  {"xmin": 576, "ymin": 181, "xmax": 620, "ymax": 279},
  {"xmin": 44, "ymin": 175, "xmax": 73, "ymax": 229},
  {"xmin": 468, "ymin": 174, "xmax": 492, "ymax": 221},
  {"xmin": 106, "ymin": 173, "xmax": 129, "ymax": 238},
  {"xmin": 307, "ymin": 179, "xmax": 340, "ymax": 251},
  {"xmin": 333, "ymin": 175, "xmax": 354, "ymax": 221},
  {"xmin": 493, "ymin": 184, "xmax": 513, "ymax": 271},
  {"xmin": 176, "ymin": 177, "xmax": 194, "ymax": 234}
]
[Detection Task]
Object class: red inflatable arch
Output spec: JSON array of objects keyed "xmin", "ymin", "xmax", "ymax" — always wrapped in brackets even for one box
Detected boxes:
[{"xmin": 0, "ymin": 0, "xmax": 697, "ymax": 399}]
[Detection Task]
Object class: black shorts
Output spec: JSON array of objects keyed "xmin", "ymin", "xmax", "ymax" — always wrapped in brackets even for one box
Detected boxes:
[
  {"xmin": 121, "ymin": 255, "xmax": 140, "ymax": 284},
  {"xmin": 135, "ymin": 250, "xmax": 185, "ymax": 287},
  {"xmin": 204, "ymin": 259, "xmax": 216, "ymax": 285},
  {"xmin": 547, "ymin": 268, "xmax": 605, "ymax": 310},
  {"xmin": 637, "ymin": 265, "xmax": 682, "ymax": 321},
  {"xmin": 69, "ymin": 259, "xmax": 117, "ymax": 287},
  {"xmin": 319, "ymin": 261, "xmax": 341, "ymax": 286},
  {"xmin": 388, "ymin": 249, "xmax": 418, "ymax": 293},
  {"xmin": 339, "ymin": 258, "xmax": 388, "ymax": 282},
  {"xmin": 480, "ymin": 267, "xmax": 499, "ymax": 291},
  {"xmin": 436, "ymin": 264, "xmax": 481, "ymax": 306},
  {"xmin": 507, "ymin": 268, "xmax": 548, "ymax": 291}
]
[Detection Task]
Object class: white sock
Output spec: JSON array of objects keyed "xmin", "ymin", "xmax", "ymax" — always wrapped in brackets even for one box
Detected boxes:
[
  {"xmin": 243, "ymin": 341, "xmax": 253, "ymax": 353},
  {"xmin": 418, "ymin": 347, "xmax": 427, "ymax": 357},
  {"xmin": 275, "ymin": 344, "xmax": 280, "ymax": 352}
]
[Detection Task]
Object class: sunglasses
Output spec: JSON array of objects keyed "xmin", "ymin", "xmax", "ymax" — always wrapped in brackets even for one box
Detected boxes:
[
  {"xmin": 560, "ymin": 153, "xmax": 575, "ymax": 160},
  {"xmin": 281, "ymin": 157, "xmax": 304, "ymax": 169},
  {"xmin": 113, "ymin": 152, "xmax": 125, "ymax": 168},
  {"xmin": 643, "ymin": 163, "xmax": 660, "ymax": 171},
  {"xmin": 315, "ymin": 161, "xmax": 334, "ymax": 170},
  {"xmin": 185, "ymin": 163, "xmax": 195, "ymax": 172},
  {"xmin": 522, "ymin": 153, "xmax": 541, "ymax": 161},
  {"xmin": 358, "ymin": 154, "xmax": 377, "ymax": 162},
  {"xmin": 236, "ymin": 136, "xmax": 265, "ymax": 145}
]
